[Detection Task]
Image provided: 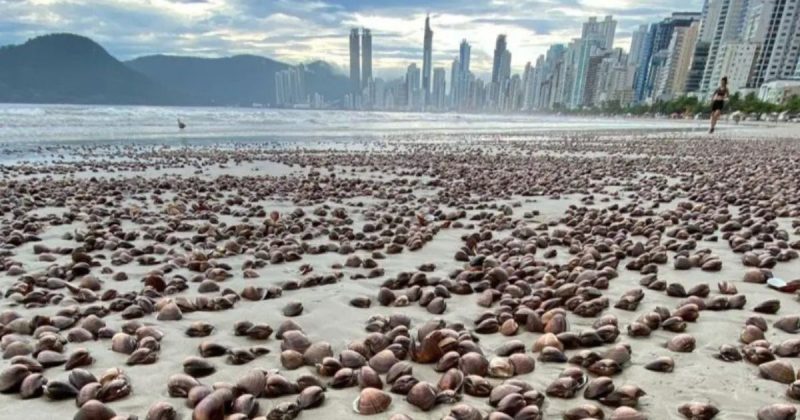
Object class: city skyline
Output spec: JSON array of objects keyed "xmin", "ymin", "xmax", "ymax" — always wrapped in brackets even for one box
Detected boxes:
[
  {"xmin": 0, "ymin": 0, "xmax": 706, "ymax": 80},
  {"xmin": 324, "ymin": 0, "xmax": 800, "ymax": 113}
]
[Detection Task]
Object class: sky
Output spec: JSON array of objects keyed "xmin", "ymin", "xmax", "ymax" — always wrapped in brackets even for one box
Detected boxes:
[{"xmin": 0, "ymin": 0, "xmax": 704, "ymax": 79}]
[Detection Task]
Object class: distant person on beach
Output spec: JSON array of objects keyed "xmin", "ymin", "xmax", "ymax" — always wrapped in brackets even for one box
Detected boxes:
[{"xmin": 709, "ymin": 77, "xmax": 729, "ymax": 134}]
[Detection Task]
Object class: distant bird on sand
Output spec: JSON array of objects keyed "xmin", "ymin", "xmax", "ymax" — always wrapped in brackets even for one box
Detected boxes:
[{"xmin": 178, "ymin": 119, "xmax": 186, "ymax": 130}]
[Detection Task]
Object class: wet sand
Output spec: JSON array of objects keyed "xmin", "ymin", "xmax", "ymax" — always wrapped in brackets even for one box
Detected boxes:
[{"xmin": 1, "ymin": 127, "xmax": 800, "ymax": 420}]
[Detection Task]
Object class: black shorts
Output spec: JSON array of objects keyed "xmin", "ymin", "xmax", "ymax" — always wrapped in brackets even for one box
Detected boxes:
[{"xmin": 711, "ymin": 100, "xmax": 724, "ymax": 112}]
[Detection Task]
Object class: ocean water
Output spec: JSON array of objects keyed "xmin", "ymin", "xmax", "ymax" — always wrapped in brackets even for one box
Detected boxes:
[{"xmin": 0, "ymin": 104, "xmax": 704, "ymax": 146}]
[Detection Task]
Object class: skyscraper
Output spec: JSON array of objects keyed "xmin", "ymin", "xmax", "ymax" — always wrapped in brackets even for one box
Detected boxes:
[
  {"xmin": 406, "ymin": 63, "xmax": 421, "ymax": 110},
  {"xmin": 432, "ymin": 68, "xmax": 447, "ymax": 110},
  {"xmin": 655, "ymin": 21, "xmax": 700, "ymax": 99},
  {"xmin": 582, "ymin": 16, "xmax": 617, "ymax": 50},
  {"xmin": 449, "ymin": 59, "xmax": 460, "ymax": 108},
  {"xmin": 749, "ymin": 0, "xmax": 800, "ymax": 88},
  {"xmin": 698, "ymin": 0, "xmax": 751, "ymax": 93},
  {"xmin": 349, "ymin": 28, "xmax": 361, "ymax": 96},
  {"xmin": 629, "ymin": 25, "xmax": 649, "ymax": 64},
  {"xmin": 361, "ymin": 28, "xmax": 372, "ymax": 89},
  {"xmin": 685, "ymin": 0, "xmax": 717, "ymax": 93},
  {"xmin": 492, "ymin": 35, "xmax": 508, "ymax": 83},
  {"xmin": 570, "ymin": 16, "xmax": 618, "ymax": 107},
  {"xmin": 635, "ymin": 12, "xmax": 701, "ymax": 102},
  {"xmin": 459, "ymin": 40, "xmax": 471, "ymax": 77},
  {"xmin": 422, "ymin": 15, "xmax": 433, "ymax": 105}
]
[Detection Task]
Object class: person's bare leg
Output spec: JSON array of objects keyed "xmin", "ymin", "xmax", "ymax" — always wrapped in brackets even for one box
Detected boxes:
[{"xmin": 709, "ymin": 110, "xmax": 719, "ymax": 133}]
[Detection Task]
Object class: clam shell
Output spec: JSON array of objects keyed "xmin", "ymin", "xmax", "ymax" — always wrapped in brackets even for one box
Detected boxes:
[{"xmin": 353, "ymin": 388, "xmax": 391, "ymax": 414}]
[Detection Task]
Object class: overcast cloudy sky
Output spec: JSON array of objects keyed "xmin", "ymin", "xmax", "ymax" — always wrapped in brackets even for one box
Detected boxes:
[{"xmin": 0, "ymin": 0, "xmax": 704, "ymax": 79}]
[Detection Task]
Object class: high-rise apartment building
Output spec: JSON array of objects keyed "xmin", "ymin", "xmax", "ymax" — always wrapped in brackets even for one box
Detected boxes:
[
  {"xmin": 748, "ymin": 0, "xmax": 800, "ymax": 87},
  {"xmin": 422, "ymin": 15, "xmax": 433, "ymax": 104},
  {"xmin": 361, "ymin": 29, "xmax": 372, "ymax": 89},
  {"xmin": 492, "ymin": 35, "xmax": 508, "ymax": 83},
  {"xmin": 349, "ymin": 28, "xmax": 361, "ymax": 96},
  {"xmin": 432, "ymin": 68, "xmax": 446, "ymax": 110}
]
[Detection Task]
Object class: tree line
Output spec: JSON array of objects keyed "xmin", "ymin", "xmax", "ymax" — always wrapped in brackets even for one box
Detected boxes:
[{"xmin": 555, "ymin": 92, "xmax": 800, "ymax": 117}]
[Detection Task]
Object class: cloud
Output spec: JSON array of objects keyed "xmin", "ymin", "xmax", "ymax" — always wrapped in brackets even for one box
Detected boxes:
[{"xmin": 0, "ymin": 0, "xmax": 704, "ymax": 79}]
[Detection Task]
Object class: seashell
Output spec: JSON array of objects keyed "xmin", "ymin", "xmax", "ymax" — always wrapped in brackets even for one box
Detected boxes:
[
  {"xmin": 496, "ymin": 392, "xmax": 526, "ymax": 416},
  {"xmin": 644, "ymin": 356, "xmax": 674, "ymax": 372},
  {"xmin": 407, "ymin": 381, "xmax": 437, "ymax": 411},
  {"xmin": 459, "ymin": 352, "xmax": 489, "ymax": 376},
  {"xmin": 76, "ymin": 382, "xmax": 101, "ymax": 407},
  {"xmin": 353, "ymin": 388, "xmax": 391, "ymax": 414},
  {"xmin": 753, "ymin": 300, "xmax": 780, "ymax": 314},
  {"xmin": 317, "ymin": 356, "xmax": 342, "ymax": 376},
  {"xmin": 678, "ymin": 402, "xmax": 720, "ymax": 420},
  {"xmin": 127, "ymin": 348, "xmax": 157, "ymax": 366},
  {"xmin": 69, "ymin": 368, "xmax": 98, "ymax": 390},
  {"xmin": 741, "ymin": 325, "xmax": 765, "ymax": 344},
  {"xmin": 447, "ymin": 403, "xmax": 483, "ymax": 420},
  {"xmin": 44, "ymin": 380, "xmax": 78, "ymax": 400},
  {"xmin": 0, "ymin": 364, "xmax": 30, "ymax": 393},
  {"xmin": 744, "ymin": 345, "xmax": 776, "ymax": 365},
  {"xmin": 436, "ymin": 351, "xmax": 461, "ymax": 372},
  {"xmin": 667, "ymin": 334, "xmax": 696, "ymax": 352},
  {"xmin": 111, "ymin": 333, "xmax": 137, "ymax": 355},
  {"xmin": 545, "ymin": 377, "xmax": 579, "ymax": 398},
  {"xmin": 464, "ymin": 374, "xmax": 492, "ymax": 397},
  {"xmin": 198, "ymin": 341, "xmax": 229, "ymax": 358},
  {"xmin": 283, "ymin": 301, "xmax": 304, "ymax": 317},
  {"xmin": 187, "ymin": 385, "xmax": 213, "ymax": 409},
  {"xmin": 233, "ymin": 393, "xmax": 259, "ymax": 417},
  {"xmin": 389, "ymin": 375, "xmax": 418, "ymax": 394},
  {"xmin": 297, "ymin": 385, "xmax": 326, "ymax": 409},
  {"xmin": 145, "ymin": 401, "xmax": 177, "ymax": 420},
  {"xmin": 564, "ymin": 403, "xmax": 605, "ymax": 420},
  {"xmin": 97, "ymin": 377, "xmax": 131, "ymax": 402},
  {"xmin": 747, "ymin": 316, "xmax": 769, "ymax": 332},
  {"xmin": 369, "ymin": 349, "xmax": 399, "ymax": 374},
  {"xmin": 489, "ymin": 384, "xmax": 522, "ymax": 406},
  {"xmin": 192, "ymin": 389, "xmax": 227, "ymax": 420},
  {"xmin": 437, "ymin": 368, "xmax": 464, "ymax": 392},
  {"xmin": 600, "ymin": 384, "xmax": 646, "ymax": 408},
  {"xmin": 588, "ymin": 358, "xmax": 622, "ymax": 376},
  {"xmin": 532, "ymin": 333, "xmax": 563, "ymax": 352},
  {"xmin": 538, "ymin": 346, "xmax": 567, "ymax": 363},
  {"xmin": 610, "ymin": 406, "xmax": 647, "ymax": 420},
  {"xmin": 357, "ymin": 366, "xmax": 383, "ymax": 389},
  {"xmin": 488, "ymin": 357, "xmax": 515, "ymax": 378},
  {"xmin": 74, "ymin": 400, "xmax": 116, "ymax": 420},
  {"xmin": 167, "ymin": 373, "xmax": 200, "ymax": 398},
  {"xmin": 281, "ymin": 350, "xmax": 305, "ymax": 370},
  {"xmin": 265, "ymin": 374, "xmax": 299, "ymax": 397},
  {"xmin": 756, "ymin": 403, "xmax": 797, "ymax": 420},
  {"xmin": 267, "ymin": 402, "xmax": 300, "ymax": 420},
  {"xmin": 508, "ymin": 353, "xmax": 535, "ymax": 375},
  {"xmin": 19, "ymin": 372, "xmax": 46, "ymax": 399},
  {"xmin": 759, "ymin": 360, "xmax": 796, "ymax": 384},
  {"xmin": 330, "ymin": 368, "xmax": 357, "ymax": 389},
  {"xmin": 387, "ymin": 361, "xmax": 413, "ymax": 384},
  {"xmin": 156, "ymin": 301, "xmax": 182, "ymax": 321},
  {"xmin": 303, "ymin": 341, "xmax": 333, "ymax": 365},
  {"xmin": 281, "ymin": 330, "xmax": 312, "ymax": 353},
  {"xmin": 584, "ymin": 376, "xmax": 615, "ymax": 400},
  {"xmin": 775, "ymin": 316, "xmax": 800, "ymax": 334},
  {"xmin": 183, "ymin": 356, "xmax": 216, "ymax": 377},
  {"xmin": 227, "ymin": 347, "xmax": 257, "ymax": 365},
  {"xmin": 235, "ymin": 370, "xmax": 265, "ymax": 397},
  {"xmin": 787, "ymin": 380, "xmax": 800, "ymax": 401},
  {"xmin": 246, "ymin": 323, "xmax": 274, "ymax": 340}
]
